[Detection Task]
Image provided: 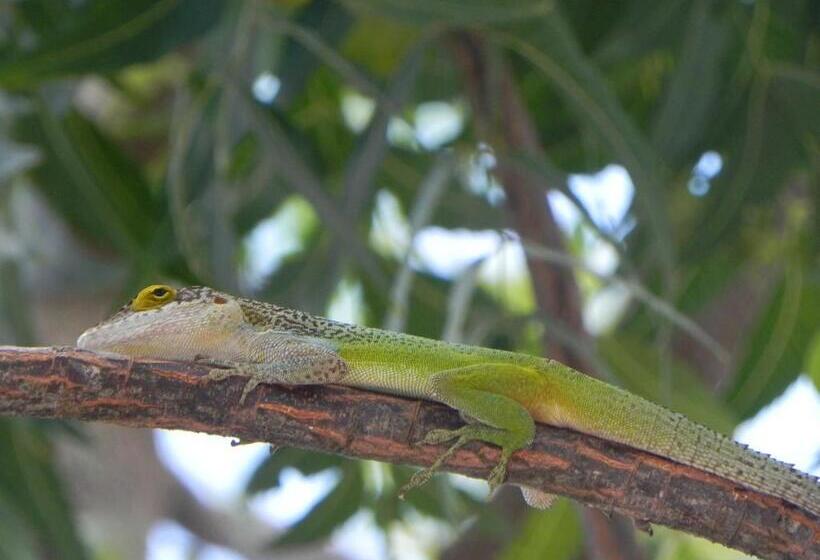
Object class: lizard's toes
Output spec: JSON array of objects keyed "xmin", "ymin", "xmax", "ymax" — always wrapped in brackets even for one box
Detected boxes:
[
  {"xmin": 238, "ymin": 377, "xmax": 262, "ymax": 404},
  {"xmin": 420, "ymin": 428, "xmax": 461, "ymax": 445},
  {"xmin": 487, "ymin": 455, "xmax": 511, "ymax": 492},
  {"xmin": 205, "ymin": 368, "xmax": 235, "ymax": 382},
  {"xmin": 398, "ymin": 469, "xmax": 433, "ymax": 500},
  {"xmin": 198, "ymin": 356, "xmax": 235, "ymax": 368}
]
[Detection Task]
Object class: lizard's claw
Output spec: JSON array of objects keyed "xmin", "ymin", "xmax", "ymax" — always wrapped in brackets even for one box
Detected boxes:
[{"xmin": 486, "ymin": 451, "xmax": 512, "ymax": 493}]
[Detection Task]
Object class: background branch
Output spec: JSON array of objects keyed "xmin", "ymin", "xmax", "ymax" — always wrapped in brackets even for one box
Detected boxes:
[
  {"xmin": 449, "ymin": 30, "xmax": 640, "ymax": 558},
  {"xmin": 0, "ymin": 346, "xmax": 816, "ymax": 560}
]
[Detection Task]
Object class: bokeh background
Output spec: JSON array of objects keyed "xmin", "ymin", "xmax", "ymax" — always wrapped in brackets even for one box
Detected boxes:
[{"xmin": 1, "ymin": 1, "xmax": 818, "ymax": 559}]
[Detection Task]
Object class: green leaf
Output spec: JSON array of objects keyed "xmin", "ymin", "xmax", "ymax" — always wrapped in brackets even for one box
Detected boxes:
[
  {"xmin": 275, "ymin": 0, "xmax": 355, "ymax": 106},
  {"xmin": 686, "ymin": 65, "xmax": 820, "ymax": 257},
  {"xmin": 0, "ymin": 0, "xmax": 226, "ymax": 90},
  {"xmin": 806, "ymin": 331, "xmax": 820, "ymax": 391},
  {"xmin": 728, "ymin": 264, "xmax": 820, "ymax": 418},
  {"xmin": 589, "ymin": 0, "xmax": 690, "ymax": 63},
  {"xmin": 14, "ymin": 0, "xmax": 73, "ymax": 37},
  {"xmin": 650, "ymin": 0, "xmax": 730, "ymax": 167},
  {"xmin": 387, "ymin": 465, "xmax": 481, "ymax": 523},
  {"xmin": 227, "ymin": 132, "xmax": 259, "ymax": 182},
  {"xmin": 360, "ymin": 264, "xmax": 447, "ymax": 338},
  {"xmin": 0, "ymin": 499, "xmax": 39, "ymax": 560},
  {"xmin": 16, "ymin": 104, "xmax": 160, "ymax": 256},
  {"xmin": 246, "ymin": 448, "xmax": 344, "ymax": 494},
  {"xmin": 0, "ymin": 421, "xmax": 88, "ymax": 560},
  {"xmin": 0, "ymin": 260, "xmax": 36, "ymax": 346},
  {"xmin": 494, "ymin": 9, "xmax": 674, "ymax": 273},
  {"xmin": 383, "ymin": 152, "xmax": 505, "ymax": 231},
  {"xmin": 273, "ymin": 464, "xmax": 363, "ymax": 548},
  {"xmin": 258, "ymin": 231, "xmax": 340, "ymax": 315},
  {"xmin": 392, "ymin": 468, "xmax": 445, "ymax": 519},
  {"xmin": 500, "ymin": 499, "xmax": 582, "ymax": 560},
  {"xmin": 650, "ymin": 525, "xmax": 753, "ymax": 559},
  {"xmin": 674, "ymin": 249, "xmax": 738, "ymax": 315},
  {"xmin": 340, "ymin": 0, "xmax": 552, "ymax": 25},
  {"xmin": 598, "ymin": 335, "xmax": 737, "ymax": 433},
  {"xmin": 341, "ymin": 39, "xmax": 423, "ymax": 219}
]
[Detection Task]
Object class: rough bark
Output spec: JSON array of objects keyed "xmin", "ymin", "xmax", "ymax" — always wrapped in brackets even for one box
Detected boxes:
[{"xmin": 0, "ymin": 347, "xmax": 817, "ymax": 560}]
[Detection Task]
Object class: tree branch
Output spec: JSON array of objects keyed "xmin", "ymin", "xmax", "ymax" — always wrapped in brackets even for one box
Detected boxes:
[{"xmin": 0, "ymin": 347, "xmax": 816, "ymax": 560}]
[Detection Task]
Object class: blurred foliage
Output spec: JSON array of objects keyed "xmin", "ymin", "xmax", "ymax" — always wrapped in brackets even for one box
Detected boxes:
[
  {"xmin": 0, "ymin": 421, "xmax": 88, "ymax": 560},
  {"xmin": 0, "ymin": 0, "xmax": 818, "ymax": 558},
  {"xmin": 500, "ymin": 499, "xmax": 582, "ymax": 560}
]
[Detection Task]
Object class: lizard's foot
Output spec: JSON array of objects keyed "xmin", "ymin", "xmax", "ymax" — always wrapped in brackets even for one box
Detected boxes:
[
  {"xmin": 204, "ymin": 364, "xmax": 262, "ymax": 405},
  {"xmin": 205, "ymin": 367, "xmax": 238, "ymax": 382},
  {"xmin": 400, "ymin": 424, "xmax": 513, "ymax": 498},
  {"xmin": 399, "ymin": 433, "xmax": 470, "ymax": 499},
  {"xmin": 487, "ymin": 449, "xmax": 512, "ymax": 492}
]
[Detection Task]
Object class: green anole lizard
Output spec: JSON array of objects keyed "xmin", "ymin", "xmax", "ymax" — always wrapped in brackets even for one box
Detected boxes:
[{"xmin": 77, "ymin": 284, "xmax": 820, "ymax": 515}]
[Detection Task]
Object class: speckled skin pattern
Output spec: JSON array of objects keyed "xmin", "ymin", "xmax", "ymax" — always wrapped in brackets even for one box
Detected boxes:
[{"xmin": 78, "ymin": 286, "xmax": 820, "ymax": 515}]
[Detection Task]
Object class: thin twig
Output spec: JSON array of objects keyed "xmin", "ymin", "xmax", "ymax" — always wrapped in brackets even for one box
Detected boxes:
[
  {"xmin": 261, "ymin": 14, "xmax": 387, "ymax": 106},
  {"xmin": 442, "ymin": 260, "xmax": 482, "ymax": 343},
  {"xmin": 232, "ymin": 89, "xmax": 388, "ymax": 289},
  {"xmin": 521, "ymin": 242, "xmax": 731, "ymax": 366},
  {"xmin": 385, "ymin": 153, "xmax": 453, "ymax": 332}
]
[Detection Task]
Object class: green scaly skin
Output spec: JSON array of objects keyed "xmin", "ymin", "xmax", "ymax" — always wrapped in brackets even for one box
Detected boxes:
[{"xmin": 77, "ymin": 285, "xmax": 820, "ymax": 516}]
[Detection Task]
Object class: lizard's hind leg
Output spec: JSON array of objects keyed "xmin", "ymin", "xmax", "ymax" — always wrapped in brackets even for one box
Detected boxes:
[{"xmin": 400, "ymin": 364, "xmax": 537, "ymax": 497}]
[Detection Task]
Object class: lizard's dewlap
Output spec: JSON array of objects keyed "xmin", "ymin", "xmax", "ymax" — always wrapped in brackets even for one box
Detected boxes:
[{"xmin": 77, "ymin": 291, "xmax": 251, "ymax": 363}]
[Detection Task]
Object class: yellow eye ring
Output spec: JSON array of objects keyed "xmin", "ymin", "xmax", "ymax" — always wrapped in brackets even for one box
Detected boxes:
[{"xmin": 131, "ymin": 284, "xmax": 177, "ymax": 312}]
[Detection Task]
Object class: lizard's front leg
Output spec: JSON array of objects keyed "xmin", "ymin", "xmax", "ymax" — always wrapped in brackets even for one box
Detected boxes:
[{"xmin": 200, "ymin": 334, "xmax": 348, "ymax": 404}]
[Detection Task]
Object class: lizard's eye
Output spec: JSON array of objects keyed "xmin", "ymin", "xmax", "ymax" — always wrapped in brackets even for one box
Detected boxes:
[{"xmin": 131, "ymin": 284, "xmax": 177, "ymax": 312}]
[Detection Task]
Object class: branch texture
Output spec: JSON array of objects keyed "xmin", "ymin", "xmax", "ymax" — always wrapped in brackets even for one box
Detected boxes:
[{"xmin": 0, "ymin": 347, "xmax": 817, "ymax": 560}]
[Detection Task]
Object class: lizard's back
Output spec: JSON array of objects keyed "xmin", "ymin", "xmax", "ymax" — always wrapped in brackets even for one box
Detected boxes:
[{"xmin": 239, "ymin": 297, "xmax": 820, "ymax": 517}]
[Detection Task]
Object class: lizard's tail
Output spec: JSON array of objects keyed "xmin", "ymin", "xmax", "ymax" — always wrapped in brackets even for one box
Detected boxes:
[
  {"xmin": 633, "ymin": 402, "xmax": 820, "ymax": 517},
  {"xmin": 534, "ymin": 362, "xmax": 820, "ymax": 517}
]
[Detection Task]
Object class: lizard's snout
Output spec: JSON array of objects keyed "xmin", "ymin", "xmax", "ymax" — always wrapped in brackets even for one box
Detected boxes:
[{"xmin": 76, "ymin": 326, "xmax": 103, "ymax": 350}]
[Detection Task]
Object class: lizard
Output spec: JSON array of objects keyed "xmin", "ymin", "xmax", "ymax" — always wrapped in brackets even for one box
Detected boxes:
[{"xmin": 77, "ymin": 284, "xmax": 820, "ymax": 516}]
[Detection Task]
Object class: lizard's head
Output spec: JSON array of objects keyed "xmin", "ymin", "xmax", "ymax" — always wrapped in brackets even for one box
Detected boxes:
[{"xmin": 77, "ymin": 284, "xmax": 243, "ymax": 360}]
